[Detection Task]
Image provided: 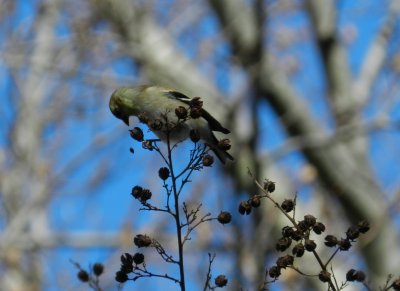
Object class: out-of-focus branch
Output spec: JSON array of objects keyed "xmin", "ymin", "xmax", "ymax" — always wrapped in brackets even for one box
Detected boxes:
[{"xmin": 353, "ymin": 0, "xmax": 400, "ymax": 106}]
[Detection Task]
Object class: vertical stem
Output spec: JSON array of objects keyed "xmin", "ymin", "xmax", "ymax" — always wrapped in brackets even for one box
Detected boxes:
[{"xmin": 167, "ymin": 136, "xmax": 185, "ymax": 291}]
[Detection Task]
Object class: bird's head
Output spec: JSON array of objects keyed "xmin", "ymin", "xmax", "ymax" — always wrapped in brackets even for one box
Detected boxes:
[{"xmin": 109, "ymin": 87, "xmax": 143, "ymax": 125}]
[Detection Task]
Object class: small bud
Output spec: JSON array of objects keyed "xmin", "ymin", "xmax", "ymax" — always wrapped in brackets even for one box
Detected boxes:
[
  {"xmin": 175, "ymin": 106, "xmax": 188, "ymax": 119},
  {"xmin": 133, "ymin": 234, "xmax": 152, "ymax": 248},
  {"xmin": 77, "ymin": 270, "xmax": 89, "ymax": 282},
  {"xmin": 190, "ymin": 108, "xmax": 202, "ymax": 119},
  {"xmin": 138, "ymin": 112, "xmax": 149, "ymax": 124},
  {"xmin": 149, "ymin": 119, "xmax": 163, "ymax": 131},
  {"xmin": 131, "ymin": 186, "xmax": 143, "ymax": 199},
  {"xmin": 217, "ymin": 139, "xmax": 231, "ymax": 151},
  {"xmin": 268, "ymin": 266, "xmax": 281, "ymax": 278},
  {"xmin": 346, "ymin": 226, "xmax": 360, "ymax": 240},
  {"xmin": 132, "ymin": 253, "xmax": 145, "ymax": 265},
  {"xmin": 276, "ymin": 255, "xmax": 294, "ymax": 268},
  {"xmin": 214, "ymin": 275, "xmax": 228, "ymax": 287},
  {"xmin": 93, "ymin": 263, "xmax": 104, "ymax": 276},
  {"xmin": 276, "ymin": 237, "xmax": 292, "ymax": 252},
  {"xmin": 292, "ymin": 243, "xmax": 305, "ymax": 257},
  {"xmin": 281, "ymin": 199, "xmax": 294, "ymax": 213},
  {"xmin": 304, "ymin": 239, "xmax": 317, "ymax": 252},
  {"xmin": 318, "ymin": 270, "xmax": 331, "ymax": 283},
  {"xmin": 238, "ymin": 201, "xmax": 252, "ymax": 215},
  {"xmin": 357, "ymin": 220, "xmax": 370, "ymax": 233},
  {"xmin": 140, "ymin": 189, "xmax": 152, "ymax": 202},
  {"xmin": 217, "ymin": 211, "xmax": 232, "ymax": 224},
  {"xmin": 312, "ymin": 222, "xmax": 326, "ymax": 235},
  {"xmin": 129, "ymin": 127, "xmax": 144, "ymax": 141},
  {"xmin": 203, "ymin": 155, "xmax": 214, "ymax": 167},
  {"xmin": 158, "ymin": 167, "xmax": 170, "ymax": 180},
  {"xmin": 250, "ymin": 196, "xmax": 261, "ymax": 208},
  {"xmin": 129, "ymin": 147, "xmax": 134, "ymax": 154},
  {"xmin": 189, "ymin": 129, "xmax": 201, "ymax": 143},
  {"xmin": 115, "ymin": 271, "xmax": 128, "ymax": 283},
  {"xmin": 304, "ymin": 215, "xmax": 316, "ymax": 227},
  {"xmin": 338, "ymin": 239, "xmax": 352, "ymax": 251},
  {"xmin": 324, "ymin": 235, "xmax": 338, "ymax": 247}
]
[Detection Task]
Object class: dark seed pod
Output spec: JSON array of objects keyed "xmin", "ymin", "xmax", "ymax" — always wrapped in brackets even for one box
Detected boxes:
[
  {"xmin": 217, "ymin": 211, "xmax": 232, "ymax": 224},
  {"xmin": 214, "ymin": 275, "xmax": 228, "ymax": 287},
  {"xmin": 133, "ymin": 234, "xmax": 152, "ymax": 248}
]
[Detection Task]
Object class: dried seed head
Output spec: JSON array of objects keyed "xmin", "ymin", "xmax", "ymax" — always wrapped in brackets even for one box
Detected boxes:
[
  {"xmin": 346, "ymin": 226, "xmax": 360, "ymax": 240},
  {"xmin": 129, "ymin": 127, "xmax": 144, "ymax": 141},
  {"xmin": 282, "ymin": 226, "xmax": 294, "ymax": 238},
  {"xmin": 250, "ymin": 196, "xmax": 261, "ymax": 208},
  {"xmin": 355, "ymin": 271, "xmax": 366, "ymax": 282},
  {"xmin": 338, "ymin": 239, "xmax": 352, "ymax": 251},
  {"xmin": 358, "ymin": 220, "xmax": 370, "ymax": 233},
  {"xmin": 238, "ymin": 201, "xmax": 252, "ymax": 215},
  {"xmin": 77, "ymin": 270, "xmax": 89, "ymax": 282},
  {"xmin": 276, "ymin": 255, "xmax": 294, "ymax": 268},
  {"xmin": 276, "ymin": 237, "xmax": 292, "ymax": 252},
  {"xmin": 158, "ymin": 167, "xmax": 170, "ymax": 180},
  {"xmin": 304, "ymin": 239, "xmax": 317, "ymax": 252},
  {"xmin": 132, "ymin": 253, "xmax": 145, "ymax": 265},
  {"xmin": 313, "ymin": 222, "xmax": 326, "ymax": 235},
  {"xmin": 214, "ymin": 275, "xmax": 228, "ymax": 287},
  {"xmin": 203, "ymin": 155, "xmax": 214, "ymax": 167},
  {"xmin": 268, "ymin": 266, "xmax": 281, "ymax": 278},
  {"xmin": 263, "ymin": 180, "xmax": 276, "ymax": 193},
  {"xmin": 297, "ymin": 220, "xmax": 309, "ymax": 232},
  {"xmin": 324, "ymin": 235, "xmax": 338, "ymax": 247},
  {"xmin": 217, "ymin": 211, "xmax": 232, "ymax": 224},
  {"xmin": 281, "ymin": 199, "xmax": 294, "ymax": 213},
  {"xmin": 319, "ymin": 270, "xmax": 331, "ymax": 283},
  {"xmin": 304, "ymin": 215, "xmax": 317, "ymax": 227},
  {"xmin": 189, "ymin": 129, "xmax": 201, "ymax": 143},
  {"xmin": 120, "ymin": 253, "xmax": 134, "ymax": 273},
  {"xmin": 115, "ymin": 271, "xmax": 128, "ymax": 283},
  {"xmin": 291, "ymin": 229, "xmax": 303, "ymax": 241},
  {"xmin": 292, "ymin": 243, "xmax": 305, "ymax": 257},
  {"xmin": 133, "ymin": 234, "xmax": 152, "ymax": 248},
  {"xmin": 218, "ymin": 139, "xmax": 231, "ymax": 151},
  {"xmin": 131, "ymin": 186, "xmax": 143, "ymax": 199},
  {"xmin": 93, "ymin": 263, "xmax": 104, "ymax": 276},
  {"xmin": 140, "ymin": 189, "xmax": 152, "ymax": 202},
  {"xmin": 346, "ymin": 269, "xmax": 357, "ymax": 282},
  {"xmin": 175, "ymin": 106, "xmax": 188, "ymax": 119},
  {"xmin": 190, "ymin": 107, "xmax": 202, "ymax": 119}
]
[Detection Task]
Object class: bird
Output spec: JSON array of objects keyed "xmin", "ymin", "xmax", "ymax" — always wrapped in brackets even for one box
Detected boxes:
[{"xmin": 109, "ymin": 85, "xmax": 234, "ymax": 164}]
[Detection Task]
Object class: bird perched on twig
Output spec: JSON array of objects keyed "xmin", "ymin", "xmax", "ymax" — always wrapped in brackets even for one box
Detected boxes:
[{"xmin": 109, "ymin": 85, "xmax": 234, "ymax": 164}]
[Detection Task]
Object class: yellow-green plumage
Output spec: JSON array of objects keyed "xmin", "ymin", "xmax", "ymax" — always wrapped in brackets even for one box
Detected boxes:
[{"xmin": 109, "ymin": 85, "xmax": 233, "ymax": 164}]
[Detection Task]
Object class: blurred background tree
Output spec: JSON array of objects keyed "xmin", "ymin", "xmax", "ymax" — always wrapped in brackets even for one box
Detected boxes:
[{"xmin": 0, "ymin": 0, "xmax": 400, "ymax": 290}]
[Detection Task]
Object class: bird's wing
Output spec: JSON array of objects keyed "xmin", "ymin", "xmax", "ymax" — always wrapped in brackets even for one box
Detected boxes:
[{"xmin": 164, "ymin": 90, "xmax": 191, "ymax": 101}]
